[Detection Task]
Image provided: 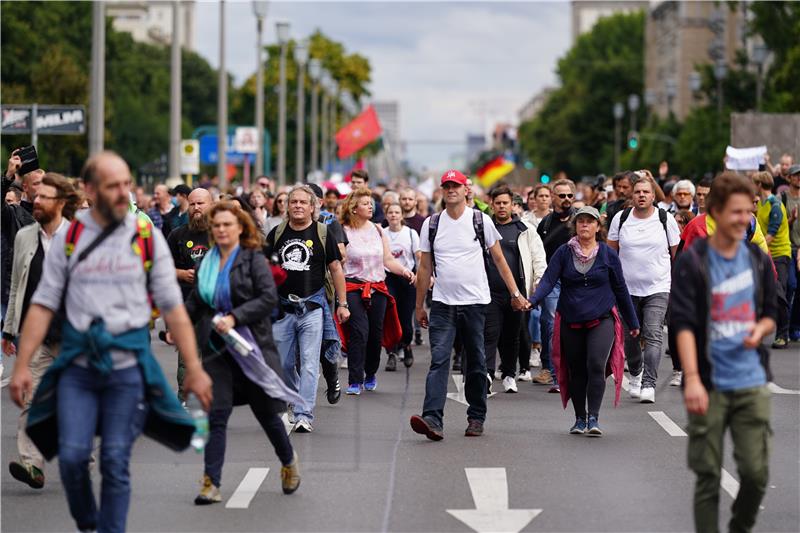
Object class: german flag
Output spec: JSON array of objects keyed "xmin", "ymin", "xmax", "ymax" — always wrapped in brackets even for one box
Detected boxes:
[{"xmin": 476, "ymin": 156, "xmax": 514, "ymax": 188}]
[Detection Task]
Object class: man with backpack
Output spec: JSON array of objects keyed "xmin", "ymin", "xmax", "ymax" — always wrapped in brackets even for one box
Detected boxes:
[
  {"xmin": 410, "ymin": 170, "xmax": 529, "ymax": 441},
  {"xmin": 9, "ymin": 151, "xmax": 212, "ymax": 533},
  {"xmin": 265, "ymin": 184, "xmax": 349, "ymax": 433},
  {"xmin": 608, "ymin": 174, "xmax": 680, "ymax": 403}
]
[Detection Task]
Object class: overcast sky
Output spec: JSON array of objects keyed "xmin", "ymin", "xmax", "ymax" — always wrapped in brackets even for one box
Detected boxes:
[{"xmin": 195, "ymin": 1, "xmax": 571, "ymax": 172}]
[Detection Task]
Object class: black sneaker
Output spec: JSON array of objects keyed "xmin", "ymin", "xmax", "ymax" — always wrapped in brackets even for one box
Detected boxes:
[
  {"xmin": 410, "ymin": 415, "xmax": 443, "ymax": 441},
  {"xmin": 452, "ymin": 357, "xmax": 462, "ymax": 372},
  {"xmin": 385, "ymin": 352, "xmax": 397, "ymax": 372},
  {"xmin": 414, "ymin": 330, "xmax": 423, "ymax": 345},
  {"xmin": 326, "ymin": 377, "xmax": 341, "ymax": 404},
  {"xmin": 9, "ymin": 461, "xmax": 44, "ymax": 489},
  {"xmin": 403, "ymin": 346, "xmax": 414, "ymax": 368},
  {"xmin": 464, "ymin": 419, "xmax": 484, "ymax": 437}
]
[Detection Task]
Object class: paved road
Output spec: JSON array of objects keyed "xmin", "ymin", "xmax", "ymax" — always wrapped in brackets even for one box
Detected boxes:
[{"xmin": 2, "ymin": 336, "xmax": 799, "ymax": 532}]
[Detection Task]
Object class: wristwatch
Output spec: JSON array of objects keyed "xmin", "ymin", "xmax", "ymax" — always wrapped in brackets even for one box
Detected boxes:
[
  {"xmin": 338, "ymin": 302, "xmax": 349, "ymax": 309},
  {"xmin": 512, "ymin": 291, "xmax": 521, "ymax": 299}
]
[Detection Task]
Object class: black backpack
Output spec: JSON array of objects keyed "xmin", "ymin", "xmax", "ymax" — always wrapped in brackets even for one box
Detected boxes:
[
  {"xmin": 617, "ymin": 207, "xmax": 672, "ymax": 257},
  {"xmin": 428, "ymin": 209, "xmax": 489, "ymax": 276}
]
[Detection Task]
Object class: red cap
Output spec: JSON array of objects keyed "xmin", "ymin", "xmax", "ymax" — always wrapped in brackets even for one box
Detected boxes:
[{"xmin": 440, "ymin": 169, "xmax": 468, "ymax": 186}]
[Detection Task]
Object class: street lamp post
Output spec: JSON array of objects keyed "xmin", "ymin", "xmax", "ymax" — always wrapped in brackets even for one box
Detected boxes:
[
  {"xmin": 217, "ymin": 0, "xmax": 227, "ymax": 184},
  {"xmin": 752, "ymin": 43, "xmax": 768, "ymax": 112},
  {"xmin": 89, "ymin": 1, "xmax": 106, "ymax": 155},
  {"xmin": 308, "ymin": 58, "xmax": 322, "ymax": 173},
  {"xmin": 320, "ymin": 71, "xmax": 330, "ymax": 174},
  {"xmin": 714, "ymin": 59, "xmax": 727, "ymax": 132},
  {"xmin": 627, "ymin": 93, "xmax": 640, "ymax": 133},
  {"xmin": 613, "ymin": 102, "xmax": 624, "ymax": 173},
  {"xmin": 253, "ymin": 1, "xmax": 269, "ymax": 177},
  {"xmin": 276, "ymin": 21, "xmax": 290, "ymax": 186},
  {"xmin": 665, "ymin": 78, "xmax": 677, "ymax": 116},
  {"xmin": 329, "ymin": 80, "xmax": 338, "ymax": 170},
  {"xmin": 169, "ymin": 1, "xmax": 182, "ymax": 181},
  {"xmin": 294, "ymin": 40, "xmax": 309, "ymax": 183}
]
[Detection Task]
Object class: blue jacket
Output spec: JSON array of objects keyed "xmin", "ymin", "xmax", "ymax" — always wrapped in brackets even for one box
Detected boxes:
[
  {"xmin": 279, "ymin": 286, "xmax": 341, "ymax": 364},
  {"xmin": 530, "ymin": 242, "xmax": 639, "ymax": 329},
  {"xmin": 26, "ymin": 320, "xmax": 195, "ymax": 461}
]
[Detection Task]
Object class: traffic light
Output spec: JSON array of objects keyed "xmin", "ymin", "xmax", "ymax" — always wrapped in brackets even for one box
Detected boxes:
[
  {"xmin": 627, "ymin": 130, "xmax": 640, "ymax": 150},
  {"xmin": 540, "ymin": 173, "xmax": 551, "ymax": 184},
  {"xmin": 524, "ymin": 160, "xmax": 534, "ymax": 170}
]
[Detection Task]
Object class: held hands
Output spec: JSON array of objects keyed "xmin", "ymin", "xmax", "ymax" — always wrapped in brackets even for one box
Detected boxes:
[
  {"xmin": 214, "ymin": 314, "xmax": 236, "ymax": 335},
  {"xmin": 629, "ymin": 328, "xmax": 640, "ymax": 338},
  {"xmin": 403, "ymin": 269, "xmax": 416, "ymax": 285},
  {"xmin": 416, "ymin": 307, "xmax": 429, "ymax": 329},
  {"xmin": 511, "ymin": 295, "xmax": 530, "ymax": 311}
]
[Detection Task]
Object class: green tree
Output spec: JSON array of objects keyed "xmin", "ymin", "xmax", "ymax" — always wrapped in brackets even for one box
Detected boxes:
[{"xmin": 748, "ymin": 1, "xmax": 800, "ymax": 111}]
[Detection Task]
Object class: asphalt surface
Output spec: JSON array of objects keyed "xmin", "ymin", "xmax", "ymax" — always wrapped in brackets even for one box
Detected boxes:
[{"xmin": 1, "ymin": 335, "xmax": 799, "ymax": 532}]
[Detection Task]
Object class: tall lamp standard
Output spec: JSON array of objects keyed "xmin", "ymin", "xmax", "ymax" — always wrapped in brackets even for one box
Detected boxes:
[
  {"xmin": 253, "ymin": 1, "xmax": 269, "ymax": 177},
  {"xmin": 714, "ymin": 59, "xmax": 727, "ymax": 133},
  {"xmin": 217, "ymin": 1, "xmax": 227, "ymax": 185},
  {"xmin": 276, "ymin": 20, "xmax": 290, "ymax": 186},
  {"xmin": 329, "ymin": 80, "xmax": 338, "ymax": 170},
  {"xmin": 294, "ymin": 40, "xmax": 309, "ymax": 183},
  {"xmin": 308, "ymin": 58, "xmax": 322, "ymax": 173},
  {"xmin": 613, "ymin": 102, "xmax": 624, "ymax": 173},
  {"xmin": 752, "ymin": 43, "xmax": 768, "ymax": 112},
  {"xmin": 320, "ymin": 70, "xmax": 331, "ymax": 174}
]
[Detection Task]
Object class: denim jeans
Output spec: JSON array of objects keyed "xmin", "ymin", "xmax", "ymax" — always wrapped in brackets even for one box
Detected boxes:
[
  {"xmin": 273, "ymin": 306, "xmax": 323, "ymax": 422},
  {"xmin": 790, "ymin": 248, "xmax": 800, "ymax": 334},
  {"xmin": 625, "ymin": 292, "xmax": 669, "ymax": 388},
  {"xmin": 57, "ymin": 364, "xmax": 147, "ymax": 533},
  {"xmin": 539, "ymin": 281, "xmax": 560, "ymax": 381},
  {"xmin": 422, "ymin": 302, "xmax": 487, "ymax": 427},
  {"xmin": 528, "ymin": 306, "xmax": 542, "ymax": 344}
]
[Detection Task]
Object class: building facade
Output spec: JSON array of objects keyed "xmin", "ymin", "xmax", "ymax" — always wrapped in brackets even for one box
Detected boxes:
[
  {"xmin": 106, "ymin": 1, "xmax": 195, "ymax": 51},
  {"xmin": 571, "ymin": 0, "xmax": 648, "ymax": 43}
]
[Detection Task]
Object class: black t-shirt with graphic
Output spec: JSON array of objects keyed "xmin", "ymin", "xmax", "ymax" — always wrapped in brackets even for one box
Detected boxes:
[
  {"xmin": 167, "ymin": 225, "xmax": 210, "ymax": 300},
  {"xmin": 266, "ymin": 222, "xmax": 341, "ymax": 298}
]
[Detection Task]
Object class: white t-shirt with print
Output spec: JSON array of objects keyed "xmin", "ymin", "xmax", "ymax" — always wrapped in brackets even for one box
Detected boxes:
[
  {"xmin": 419, "ymin": 209, "xmax": 501, "ymax": 305},
  {"xmin": 608, "ymin": 208, "xmax": 681, "ymax": 297},
  {"xmin": 386, "ymin": 225, "xmax": 420, "ymax": 272}
]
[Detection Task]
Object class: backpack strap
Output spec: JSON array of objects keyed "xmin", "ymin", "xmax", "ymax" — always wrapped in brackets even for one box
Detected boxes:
[
  {"xmin": 658, "ymin": 208, "xmax": 672, "ymax": 258},
  {"xmin": 472, "ymin": 209, "xmax": 491, "ymax": 273},
  {"xmin": 781, "ymin": 191, "xmax": 788, "ymax": 207},
  {"xmin": 428, "ymin": 213, "xmax": 441, "ymax": 276},
  {"xmin": 130, "ymin": 218, "xmax": 158, "ymax": 317},
  {"xmin": 617, "ymin": 207, "xmax": 633, "ymax": 232},
  {"xmin": 64, "ymin": 220, "xmax": 85, "ymax": 258},
  {"xmin": 275, "ymin": 220, "xmax": 288, "ymax": 245},
  {"xmin": 316, "ymin": 221, "xmax": 328, "ymax": 265}
]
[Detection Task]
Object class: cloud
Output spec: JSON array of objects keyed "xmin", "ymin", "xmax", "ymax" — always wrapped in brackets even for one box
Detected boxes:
[{"xmin": 194, "ymin": 1, "xmax": 571, "ymax": 171}]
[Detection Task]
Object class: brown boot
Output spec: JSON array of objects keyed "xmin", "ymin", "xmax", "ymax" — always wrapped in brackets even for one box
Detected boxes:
[
  {"xmin": 532, "ymin": 369, "xmax": 553, "ymax": 385},
  {"xmin": 281, "ymin": 451, "xmax": 301, "ymax": 495}
]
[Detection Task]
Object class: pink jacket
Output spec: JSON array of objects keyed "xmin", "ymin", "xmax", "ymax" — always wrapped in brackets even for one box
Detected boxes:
[{"xmin": 552, "ymin": 307, "xmax": 625, "ymax": 409}]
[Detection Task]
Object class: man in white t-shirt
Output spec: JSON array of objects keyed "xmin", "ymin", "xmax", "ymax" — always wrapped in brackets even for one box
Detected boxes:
[
  {"xmin": 608, "ymin": 174, "xmax": 680, "ymax": 404},
  {"xmin": 409, "ymin": 170, "xmax": 529, "ymax": 441}
]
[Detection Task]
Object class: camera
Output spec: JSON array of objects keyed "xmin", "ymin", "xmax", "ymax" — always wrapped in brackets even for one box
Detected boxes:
[{"xmin": 16, "ymin": 145, "xmax": 39, "ymax": 176}]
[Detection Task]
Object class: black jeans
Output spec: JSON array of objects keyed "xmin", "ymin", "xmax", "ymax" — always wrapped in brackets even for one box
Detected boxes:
[
  {"xmin": 774, "ymin": 255, "xmax": 791, "ymax": 340},
  {"xmin": 386, "ymin": 273, "xmax": 415, "ymax": 351},
  {"xmin": 483, "ymin": 293, "xmax": 523, "ymax": 377},
  {"xmin": 346, "ymin": 289, "xmax": 387, "ymax": 385},
  {"xmin": 560, "ymin": 317, "xmax": 615, "ymax": 419}
]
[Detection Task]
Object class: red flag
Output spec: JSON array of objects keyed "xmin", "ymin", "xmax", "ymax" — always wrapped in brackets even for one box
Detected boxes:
[{"xmin": 335, "ymin": 106, "xmax": 382, "ymax": 159}]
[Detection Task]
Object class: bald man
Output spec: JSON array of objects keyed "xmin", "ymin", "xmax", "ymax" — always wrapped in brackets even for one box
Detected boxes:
[{"xmin": 9, "ymin": 151, "xmax": 211, "ymax": 532}]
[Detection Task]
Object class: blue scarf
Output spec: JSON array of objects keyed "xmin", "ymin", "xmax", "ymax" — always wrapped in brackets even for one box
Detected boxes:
[{"xmin": 197, "ymin": 245, "xmax": 302, "ymax": 405}]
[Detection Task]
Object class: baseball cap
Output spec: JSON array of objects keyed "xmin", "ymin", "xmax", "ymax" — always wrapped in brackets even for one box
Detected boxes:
[
  {"xmin": 788, "ymin": 164, "xmax": 800, "ymax": 176},
  {"xmin": 307, "ymin": 183, "xmax": 324, "ymax": 199},
  {"xmin": 170, "ymin": 184, "xmax": 192, "ymax": 197},
  {"xmin": 441, "ymin": 169, "xmax": 468, "ymax": 186},
  {"xmin": 573, "ymin": 205, "xmax": 601, "ymax": 221}
]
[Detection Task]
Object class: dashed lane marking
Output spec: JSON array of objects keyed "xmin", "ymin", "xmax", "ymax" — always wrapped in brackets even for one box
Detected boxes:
[
  {"xmin": 767, "ymin": 382, "xmax": 800, "ymax": 395},
  {"xmin": 226, "ymin": 467, "xmax": 269, "ymax": 509}
]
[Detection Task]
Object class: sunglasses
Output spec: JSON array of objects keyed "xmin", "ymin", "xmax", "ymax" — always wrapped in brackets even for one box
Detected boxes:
[{"xmin": 557, "ymin": 193, "xmax": 574, "ymax": 199}]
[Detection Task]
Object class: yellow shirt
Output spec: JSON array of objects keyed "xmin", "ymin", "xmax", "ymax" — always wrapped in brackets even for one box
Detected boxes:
[
  {"xmin": 705, "ymin": 214, "xmax": 769, "ymax": 255},
  {"xmin": 756, "ymin": 196, "xmax": 792, "ymax": 258}
]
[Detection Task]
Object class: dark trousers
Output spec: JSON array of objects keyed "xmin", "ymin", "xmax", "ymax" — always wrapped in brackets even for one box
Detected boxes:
[
  {"xmin": 789, "ymin": 248, "xmax": 800, "ymax": 333},
  {"xmin": 422, "ymin": 302, "xmax": 488, "ymax": 427},
  {"xmin": 346, "ymin": 290, "xmax": 387, "ymax": 385},
  {"xmin": 386, "ymin": 273, "xmax": 415, "ymax": 351},
  {"xmin": 483, "ymin": 294, "xmax": 523, "ymax": 378},
  {"xmin": 518, "ymin": 311, "xmax": 532, "ymax": 371},
  {"xmin": 560, "ymin": 317, "xmax": 615, "ymax": 419},
  {"xmin": 774, "ymin": 255, "xmax": 791, "ymax": 339}
]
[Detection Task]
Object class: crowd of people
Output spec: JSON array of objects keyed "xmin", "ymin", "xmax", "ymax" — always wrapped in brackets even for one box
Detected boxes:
[{"xmin": 1, "ymin": 145, "xmax": 798, "ymax": 532}]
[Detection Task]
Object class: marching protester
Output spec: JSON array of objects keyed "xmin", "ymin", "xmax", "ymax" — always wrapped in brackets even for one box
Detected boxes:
[
  {"xmin": 530, "ymin": 206, "xmax": 639, "ymax": 436},
  {"xmin": 9, "ymin": 151, "xmax": 213, "ymax": 532},
  {"xmin": 670, "ymin": 179, "xmax": 698, "ymax": 214},
  {"xmin": 522, "ymin": 184, "xmax": 552, "ymax": 228},
  {"xmin": 265, "ymin": 191, "xmax": 288, "ymax": 234},
  {"xmin": 3, "ymin": 173, "xmax": 79, "ymax": 489},
  {"xmin": 399, "ymin": 187, "xmax": 426, "ymax": 234},
  {"xmin": 383, "ymin": 202, "xmax": 421, "ymax": 370},
  {"xmin": 248, "ymin": 187, "xmax": 271, "ymax": 234},
  {"xmin": 608, "ymin": 173, "xmax": 680, "ymax": 402},
  {"xmin": 339, "ymin": 187, "xmax": 413, "ymax": 394},
  {"xmin": 605, "ymin": 171, "xmax": 633, "ymax": 225},
  {"xmin": 167, "ymin": 187, "xmax": 213, "ymax": 400},
  {"xmin": 147, "ymin": 184, "xmax": 177, "ymax": 233},
  {"xmin": 266, "ymin": 185, "xmax": 349, "ymax": 432},
  {"xmin": 670, "ymin": 172, "xmax": 776, "ymax": 533},
  {"xmin": 784, "ymin": 164, "xmax": 800, "ymax": 340},
  {"xmin": 484, "ymin": 186, "xmax": 546, "ymax": 392},
  {"xmin": 410, "ymin": 170, "xmax": 529, "ymax": 441},
  {"xmin": 187, "ymin": 201, "xmax": 304, "ymax": 503},
  {"xmin": 165, "ymin": 184, "xmax": 191, "ymax": 236}
]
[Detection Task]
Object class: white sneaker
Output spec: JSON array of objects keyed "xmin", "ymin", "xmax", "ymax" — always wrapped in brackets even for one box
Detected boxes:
[
  {"xmin": 517, "ymin": 370, "xmax": 533, "ymax": 382},
  {"xmin": 487, "ymin": 373, "xmax": 493, "ymax": 394},
  {"xmin": 669, "ymin": 370, "xmax": 683, "ymax": 387},
  {"xmin": 294, "ymin": 419, "xmax": 313, "ymax": 433},
  {"xmin": 502, "ymin": 376, "xmax": 518, "ymax": 393},
  {"xmin": 339, "ymin": 357, "xmax": 348, "ymax": 369},
  {"xmin": 640, "ymin": 387, "xmax": 655, "ymax": 403},
  {"xmin": 530, "ymin": 348, "xmax": 541, "ymax": 368},
  {"xmin": 493, "ymin": 368, "xmax": 503, "ymax": 381},
  {"xmin": 628, "ymin": 372, "xmax": 642, "ymax": 399}
]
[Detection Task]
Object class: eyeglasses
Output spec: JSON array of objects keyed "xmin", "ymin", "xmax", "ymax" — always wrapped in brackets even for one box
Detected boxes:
[{"xmin": 557, "ymin": 193, "xmax": 574, "ymax": 199}]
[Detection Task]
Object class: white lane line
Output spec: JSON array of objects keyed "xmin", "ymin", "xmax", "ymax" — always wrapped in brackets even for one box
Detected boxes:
[
  {"xmin": 226, "ymin": 467, "xmax": 269, "ymax": 509},
  {"xmin": 648, "ymin": 411, "xmax": 687, "ymax": 437},
  {"xmin": 767, "ymin": 382, "xmax": 800, "ymax": 395},
  {"xmin": 721, "ymin": 469, "xmax": 740, "ymax": 499},
  {"xmin": 648, "ymin": 410, "xmax": 742, "ymax": 500}
]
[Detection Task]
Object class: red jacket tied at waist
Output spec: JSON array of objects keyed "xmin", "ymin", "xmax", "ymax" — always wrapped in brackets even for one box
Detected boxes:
[{"xmin": 335, "ymin": 280, "xmax": 402, "ymax": 352}]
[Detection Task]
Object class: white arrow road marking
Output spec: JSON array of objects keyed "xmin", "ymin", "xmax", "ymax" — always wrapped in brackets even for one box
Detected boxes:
[
  {"xmin": 767, "ymin": 382, "xmax": 800, "ymax": 395},
  {"xmin": 447, "ymin": 375, "xmax": 496, "ymax": 406},
  {"xmin": 447, "ymin": 468, "xmax": 542, "ymax": 533},
  {"xmin": 226, "ymin": 467, "xmax": 269, "ymax": 509},
  {"xmin": 649, "ymin": 410, "xmax": 741, "ymax": 500}
]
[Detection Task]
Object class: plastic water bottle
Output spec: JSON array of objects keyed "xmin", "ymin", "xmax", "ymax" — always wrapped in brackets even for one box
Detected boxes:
[
  {"xmin": 211, "ymin": 314, "xmax": 255, "ymax": 357},
  {"xmin": 186, "ymin": 393, "xmax": 208, "ymax": 453}
]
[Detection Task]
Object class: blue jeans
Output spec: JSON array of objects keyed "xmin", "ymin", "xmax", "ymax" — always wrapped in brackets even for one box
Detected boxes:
[
  {"xmin": 57, "ymin": 365, "xmax": 147, "ymax": 533},
  {"xmin": 422, "ymin": 302, "xmax": 487, "ymax": 427},
  {"xmin": 539, "ymin": 281, "xmax": 560, "ymax": 381},
  {"xmin": 528, "ymin": 306, "xmax": 542, "ymax": 344},
  {"xmin": 273, "ymin": 306, "xmax": 323, "ymax": 422}
]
